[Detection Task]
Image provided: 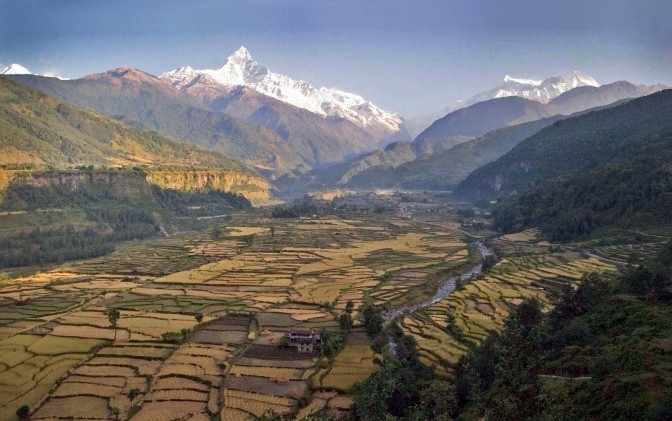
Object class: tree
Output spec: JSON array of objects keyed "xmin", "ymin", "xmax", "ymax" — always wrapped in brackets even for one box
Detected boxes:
[
  {"xmin": 339, "ymin": 312, "xmax": 353, "ymax": 332},
  {"xmin": 277, "ymin": 336, "xmax": 289, "ymax": 349},
  {"xmin": 245, "ymin": 235, "xmax": 254, "ymax": 246},
  {"xmin": 194, "ymin": 313, "xmax": 203, "ymax": 323},
  {"xmin": 106, "ymin": 308, "xmax": 121, "ymax": 341},
  {"xmin": 16, "ymin": 405, "xmax": 29, "ymax": 419},
  {"xmin": 362, "ymin": 299, "xmax": 384, "ymax": 339},
  {"xmin": 345, "ymin": 300, "xmax": 354, "ymax": 315},
  {"xmin": 481, "ymin": 255, "xmax": 497, "ymax": 272},
  {"xmin": 420, "ymin": 380, "xmax": 458, "ymax": 420}
]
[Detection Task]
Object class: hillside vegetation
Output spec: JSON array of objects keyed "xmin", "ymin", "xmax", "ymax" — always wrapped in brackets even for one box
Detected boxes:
[
  {"xmin": 353, "ymin": 243, "xmax": 672, "ymax": 420},
  {"xmin": 0, "ymin": 77, "xmax": 252, "ymax": 172},
  {"xmin": 0, "ymin": 169, "xmax": 253, "ymax": 268},
  {"xmin": 455, "ymin": 89, "xmax": 672, "ymax": 195},
  {"xmin": 453, "ymin": 90, "xmax": 672, "ymax": 240},
  {"xmin": 346, "ymin": 117, "xmax": 562, "ymax": 189}
]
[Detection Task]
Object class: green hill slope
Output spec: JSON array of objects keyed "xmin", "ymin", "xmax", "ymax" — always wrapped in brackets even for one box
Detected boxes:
[
  {"xmin": 453, "ymin": 89, "xmax": 672, "ymax": 240},
  {"xmin": 346, "ymin": 117, "xmax": 561, "ymax": 189},
  {"xmin": 456, "ymin": 89, "xmax": 672, "ymax": 202},
  {"xmin": 5, "ymin": 70, "xmax": 306, "ymax": 171},
  {"xmin": 0, "ymin": 77, "xmax": 253, "ymax": 172}
]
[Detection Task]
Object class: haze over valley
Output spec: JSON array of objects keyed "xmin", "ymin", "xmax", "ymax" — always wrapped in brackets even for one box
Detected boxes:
[{"xmin": 1, "ymin": 1, "xmax": 672, "ymax": 420}]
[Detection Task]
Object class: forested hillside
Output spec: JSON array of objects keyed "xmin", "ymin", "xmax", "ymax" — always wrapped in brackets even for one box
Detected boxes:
[
  {"xmin": 0, "ymin": 169, "xmax": 252, "ymax": 268},
  {"xmin": 453, "ymin": 90, "xmax": 672, "ymax": 241},
  {"xmin": 455, "ymin": 90, "xmax": 672, "ymax": 200},
  {"xmin": 346, "ymin": 116, "xmax": 562, "ymax": 189}
]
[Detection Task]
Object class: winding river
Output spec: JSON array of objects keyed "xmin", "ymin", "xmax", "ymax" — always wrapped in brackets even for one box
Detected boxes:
[{"xmin": 382, "ymin": 241, "xmax": 495, "ymax": 326}]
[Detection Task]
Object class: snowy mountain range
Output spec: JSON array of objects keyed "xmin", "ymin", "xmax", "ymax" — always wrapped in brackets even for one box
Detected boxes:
[
  {"xmin": 406, "ymin": 71, "xmax": 600, "ymax": 137},
  {"xmin": 459, "ymin": 71, "xmax": 600, "ymax": 110},
  {"xmin": 160, "ymin": 47, "xmax": 404, "ymax": 134}
]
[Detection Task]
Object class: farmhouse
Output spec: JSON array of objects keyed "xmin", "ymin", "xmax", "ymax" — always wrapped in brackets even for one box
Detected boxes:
[{"xmin": 283, "ymin": 328, "xmax": 322, "ymax": 353}]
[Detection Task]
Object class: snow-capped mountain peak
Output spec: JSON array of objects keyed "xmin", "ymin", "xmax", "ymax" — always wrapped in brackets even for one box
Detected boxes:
[
  {"xmin": 570, "ymin": 71, "xmax": 599, "ymax": 88},
  {"xmin": 160, "ymin": 46, "xmax": 404, "ymax": 132},
  {"xmin": 228, "ymin": 46, "xmax": 253, "ymax": 63},
  {"xmin": 1, "ymin": 63, "xmax": 32, "ymax": 75},
  {"xmin": 445, "ymin": 71, "xmax": 601, "ymax": 113},
  {"xmin": 0, "ymin": 63, "xmax": 69, "ymax": 80}
]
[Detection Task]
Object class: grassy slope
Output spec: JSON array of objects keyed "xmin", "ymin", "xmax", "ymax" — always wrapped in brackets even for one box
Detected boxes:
[
  {"xmin": 4, "ymin": 72, "xmax": 303, "ymax": 171},
  {"xmin": 0, "ymin": 77, "xmax": 256, "ymax": 172}
]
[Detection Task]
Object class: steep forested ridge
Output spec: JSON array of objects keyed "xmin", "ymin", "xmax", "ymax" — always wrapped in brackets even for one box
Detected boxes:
[{"xmin": 454, "ymin": 90, "xmax": 672, "ymax": 240}]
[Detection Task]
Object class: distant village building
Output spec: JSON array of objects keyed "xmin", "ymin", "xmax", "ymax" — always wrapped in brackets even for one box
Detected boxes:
[{"xmin": 283, "ymin": 328, "xmax": 322, "ymax": 353}]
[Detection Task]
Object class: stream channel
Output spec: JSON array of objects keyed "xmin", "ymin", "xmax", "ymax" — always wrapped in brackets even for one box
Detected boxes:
[{"xmin": 382, "ymin": 241, "xmax": 495, "ymax": 327}]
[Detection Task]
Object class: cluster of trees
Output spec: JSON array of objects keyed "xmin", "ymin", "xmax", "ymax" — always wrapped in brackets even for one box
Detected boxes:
[
  {"xmin": 152, "ymin": 186, "xmax": 251, "ymax": 217},
  {"xmin": 0, "ymin": 174, "xmax": 252, "ymax": 268},
  {"xmin": 361, "ymin": 298, "xmax": 383, "ymax": 339},
  {"xmin": 86, "ymin": 207, "xmax": 159, "ymax": 241},
  {"xmin": 350, "ymin": 243, "xmax": 672, "ymax": 419},
  {"xmin": 352, "ymin": 327, "xmax": 441, "ymax": 419},
  {"xmin": 0, "ymin": 225, "xmax": 115, "ymax": 267},
  {"xmin": 271, "ymin": 200, "xmax": 317, "ymax": 218},
  {"xmin": 321, "ymin": 301, "xmax": 356, "ymax": 358}
]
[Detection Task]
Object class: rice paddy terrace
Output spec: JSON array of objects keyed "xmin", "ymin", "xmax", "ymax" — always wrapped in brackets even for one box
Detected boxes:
[
  {"xmin": 400, "ymin": 239, "xmax": 618, "ymax": 377},
  {"xmin": 1, "ymin": 200, "xmax": 653, "ymax": 419},
  {"xmin": 0, "ymin": 208, "xmax": 476, "ymax": 420}
]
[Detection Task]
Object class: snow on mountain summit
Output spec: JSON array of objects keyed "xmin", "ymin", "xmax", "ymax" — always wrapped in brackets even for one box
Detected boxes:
[
  {"xmin": 569, "ymin": 71, "xmax": 599, "ymax": 88},
  {"xmin": 445, "ymin": 71, "xmax": 600, "ymax": 113},
  {"xmin": 1, "ymin": 63, "xmax": 69, "ymax": 80},
  {"xmin": 1, "ymin": 63, "xmax": 32, "ymax": 75},
  {"xmin": 160, "ymin": 46, "xmax": 404, "ymax": 132},
  {"xmin": 503, "ymin": 75, "xmax": 542, "ymax": 86}
]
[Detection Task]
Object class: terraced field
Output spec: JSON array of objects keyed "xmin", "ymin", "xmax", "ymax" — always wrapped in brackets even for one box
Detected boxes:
[
  {"xmin": 0, "ymin": 209, "xmax": 472, "ymax": 419},
  {"xmin": 319, "ymin": 330, "xmax": 378, "ymax": 391},
  {"xmin": 0, "ymin": 334, "xmax": 104, "ymax": 420},
  {"xmin": 589, "ymin": 241, "xmax": 667, "ymax": 264},
  {"xmin": 400, "ymin": 240, "xmax": 618, "ymax": 377},
  {"xmin": 33, "ymin": 342, "xmax": 173, "ymax": 420}
]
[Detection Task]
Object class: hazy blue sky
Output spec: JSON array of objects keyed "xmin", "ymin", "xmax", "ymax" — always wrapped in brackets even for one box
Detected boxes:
[{"xmin": 1, "ymin": 0, "xmax": 670, "ymax": 117}]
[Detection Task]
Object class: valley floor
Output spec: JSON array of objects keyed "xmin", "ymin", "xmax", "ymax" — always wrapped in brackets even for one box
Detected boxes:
[
  {"xmin": 0, "ymin": 197, "xmax": 476, "ymax": 420},
  {"xmin": 0, "ymin": 193, "xmax": 668, "ymax": 420}
]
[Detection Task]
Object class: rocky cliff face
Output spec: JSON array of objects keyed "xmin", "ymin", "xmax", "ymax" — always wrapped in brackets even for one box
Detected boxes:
[
  {"xmin": 144, "ymin": 168, "xmax": 270, "ymax": 204},
  {"xmin": 0, "ymin": 168, "xmax": 271, "ymax": 205}
]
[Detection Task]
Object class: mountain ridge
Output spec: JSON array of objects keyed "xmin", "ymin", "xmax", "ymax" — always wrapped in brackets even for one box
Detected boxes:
[
  {"xmin": 454, "ymin": 89, "xmax": 672, "ymax": 203},
  {"xmin": 3, "ymin": 71, "xmax": 312, "ymax": 172},
  {"xmin": 0, "ymin": 77, "xmax": 271, "ymax": 202},
  {"xmin": 160, "ymin": 46, "xmax": 409, "ymax": 144},
  {"xmin": 332, "ymin": 80, "xmax": 663, "ymax": 191}
]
